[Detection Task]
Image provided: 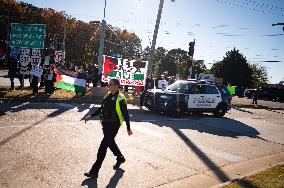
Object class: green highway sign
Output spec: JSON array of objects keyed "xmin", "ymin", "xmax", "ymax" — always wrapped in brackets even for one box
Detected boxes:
[{"xmin": 10, "ymin": 23, "xmax": 46, "ymax": 49}]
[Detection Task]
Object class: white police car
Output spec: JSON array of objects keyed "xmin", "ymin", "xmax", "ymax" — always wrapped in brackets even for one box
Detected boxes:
[{"xmin": 143, "ymin": 80, "xmax": 232, "ymax": 117}]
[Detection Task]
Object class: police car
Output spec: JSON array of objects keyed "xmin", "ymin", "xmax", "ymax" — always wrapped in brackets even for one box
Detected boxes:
[{"xmin": 143, "ymin": 80, "xmax": 232, "ymax": 117}]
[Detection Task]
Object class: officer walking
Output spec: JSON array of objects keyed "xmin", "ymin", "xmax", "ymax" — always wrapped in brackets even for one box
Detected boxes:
[{"xmin": 84, "ymin": 78, "xmax": 133, "ymax": 178}]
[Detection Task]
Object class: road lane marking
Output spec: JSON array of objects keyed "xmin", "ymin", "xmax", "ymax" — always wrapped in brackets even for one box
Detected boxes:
[{"xmin": 122, "ymin": 123, "xmax": 165, "ymax": 139}]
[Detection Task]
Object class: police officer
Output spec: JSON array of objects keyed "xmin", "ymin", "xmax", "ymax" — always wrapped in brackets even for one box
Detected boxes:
[{"xmin": 84, "ymin": 78, "xmax": 133, "ymax": 178}]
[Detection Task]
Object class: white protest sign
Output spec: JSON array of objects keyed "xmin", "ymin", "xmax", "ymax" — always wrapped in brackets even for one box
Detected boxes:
[
  {"xmin": 31, "ymin": 65, "xmax": 43, "ymax": 77},
  {"xmin": 54, "ymin": 50, "xmax": 63, "ymax": 62},
  {"xmin": 44, "ymin": 56, "xmax": 50, "ymax": 65}
]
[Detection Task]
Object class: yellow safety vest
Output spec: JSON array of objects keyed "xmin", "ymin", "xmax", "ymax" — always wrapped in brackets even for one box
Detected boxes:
[{"xmin": 102, "ymin": 92, "xmax": 127, "ymax": 126}]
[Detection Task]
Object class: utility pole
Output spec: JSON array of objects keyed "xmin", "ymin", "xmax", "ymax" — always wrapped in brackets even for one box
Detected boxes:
[
  {"xmin": 147, "ymin": 0, "xmax": 164, "ymax": 75},
  {"xmin": 97, "ymin": 0, "xmax": 107, "ymax": 74},
  {"xmin": 188, "ymin": 39, "xmax": 195, "ymax": 79},
  {"xmin": 62, "ymin": 21, "xmax": 66, "ymax": 65}
]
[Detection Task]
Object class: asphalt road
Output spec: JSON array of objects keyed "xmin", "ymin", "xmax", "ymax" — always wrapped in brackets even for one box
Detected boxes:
[{"xmin": 0, "ymin": 102, "xmax": 283, "ymax": 187}]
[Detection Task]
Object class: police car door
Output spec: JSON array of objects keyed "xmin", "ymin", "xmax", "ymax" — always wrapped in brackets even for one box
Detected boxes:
[
  {"xmin": 187, "ymin": 84, "xmax": 202, "ymax": 109},
  {"xmin": 200, "ymin": 85, "xmax": 222, "ymax": 109},
  {"xmin": 187, "ymin": 84, "xmax": 221, "ymax": 109}
]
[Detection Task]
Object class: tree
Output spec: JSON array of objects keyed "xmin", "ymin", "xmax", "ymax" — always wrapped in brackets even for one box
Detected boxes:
[
  {"xmin": 167, "ymin": 48, "xmax": 189, "ymax": 78},
  {"xmin": 192, "ymin": 60, "xmax": 208, "ymax": 78},
  {"xmin": 1, "ymin": 1, "xmax": 143, "ymax": 70},
  {"xmin": 250, "ymin": 63, "xmax": 268, "ymax": 87},
  {"xmin": 152, "ymin": 47, "xmax": 167, "ymax": 76},
  {"xmin": 211, "ymin": 48, "xmax": 252, "ymax": 87}
]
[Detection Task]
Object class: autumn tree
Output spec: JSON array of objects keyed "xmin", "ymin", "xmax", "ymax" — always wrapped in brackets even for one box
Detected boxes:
[{"xmin": 250, "ymin": 63, "xmax": 268, "ymax": 87}]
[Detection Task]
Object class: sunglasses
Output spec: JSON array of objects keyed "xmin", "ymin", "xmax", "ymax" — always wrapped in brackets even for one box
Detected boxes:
[{"xmin": 108, "ymin": 83, "xmax": 117, "ymax": 86}]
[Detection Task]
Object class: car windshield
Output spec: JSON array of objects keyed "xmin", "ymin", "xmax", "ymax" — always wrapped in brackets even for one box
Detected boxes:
[{"xmin": 166, "ymin": 81, "xmax": 188, "ymax": 92}]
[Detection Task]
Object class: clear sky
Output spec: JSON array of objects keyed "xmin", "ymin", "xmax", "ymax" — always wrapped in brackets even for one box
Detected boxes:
[{"xmin": 20, "ymin": 0, "xmax": 284, "ymax": 84}]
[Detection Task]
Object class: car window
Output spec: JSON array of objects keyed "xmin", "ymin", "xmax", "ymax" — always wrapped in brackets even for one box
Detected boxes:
[
  {"xmin": 205, "ymin": 85, "xmax": 219, "ymax": 94},
  {"xmin": 166, "ymin": 82, "xmax": 188, "ymax": 92},
  {"xmin": 179, "ymin": 83, "xmax": 189, "ymax": 92},
  {"xmin": 188, "ymin": 84, "xmax": 200, "ymax": 94},
  {"xmin": 166, "ymin": 82, "xmax": 180, "ymax": 91}
]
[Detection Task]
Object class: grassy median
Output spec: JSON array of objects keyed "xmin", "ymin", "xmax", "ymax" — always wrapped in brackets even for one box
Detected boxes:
[
  {"xmin": 0, "ymin": 86, "xmax": 138, "ymax": 103},
  {"xmin": 224, "ymin": 164, "xmax": 284, "ymax": 188}
]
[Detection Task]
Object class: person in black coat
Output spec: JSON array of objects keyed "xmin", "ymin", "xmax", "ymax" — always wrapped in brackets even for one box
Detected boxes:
[
  {"xmin": 8, "ymin": 58, "xmax": 18, "ymax": 90},
  {"xmin": 140, "ymin": 75, "xmax": 154, "ymax": 106},
  {"xmin": 84, "ymin": 79, "xmax": 133, "ymax": 178}
]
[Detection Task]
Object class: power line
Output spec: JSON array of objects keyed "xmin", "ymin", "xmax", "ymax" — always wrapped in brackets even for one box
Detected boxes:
[{"xmin": 216, "ymin": 0, "xmax": 284, "ymax": 17}]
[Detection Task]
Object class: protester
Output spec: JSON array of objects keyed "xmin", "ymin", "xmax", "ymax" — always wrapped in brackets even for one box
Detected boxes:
[
  {"xmin": 90, "ymin": 65, "xmax": 100, "ymax": 87},
  {"xmin": 155, "ymin": 75, "xmax": 162, "ymax": 89},
  {"xmin": 158, "ymin": 75, "xmax": 168, "ymax": 89},
  {"xmin": 84, "ymin": 78, "xmax": 133, "ymax": 178},
  {"xmin": 30, "ymin": 65, "xmax": 42, "ymax": 97},
  {"xmin": 8, "ymin": 58, "xmax": 18, "ymax": 90},
  {"xmin": 76, "ymin": 67, "xmax": 87, "ymax": 96},
  {"xmin": 45, "ymin": 64, "xmax": 55, "ymax": 95},
  {"xmin": 140, "ymin": 74, "xmax": 154, "ymax": 106}
]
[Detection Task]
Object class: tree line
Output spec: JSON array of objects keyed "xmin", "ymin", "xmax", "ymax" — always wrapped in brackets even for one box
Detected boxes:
[{"xmin": 0, "ymin": 0, "xmax": 268, "ymax": 88}]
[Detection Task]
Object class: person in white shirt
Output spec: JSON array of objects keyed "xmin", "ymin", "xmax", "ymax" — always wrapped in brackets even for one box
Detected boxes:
[{"xmin": 157, "ymin": 75, "xmax": 168, "ymax": 89}]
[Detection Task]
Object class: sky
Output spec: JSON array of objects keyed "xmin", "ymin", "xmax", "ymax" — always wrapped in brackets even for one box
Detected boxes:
[{"xmin": 20, "ymin": 0, "xmax": 284, "ymax": 84}]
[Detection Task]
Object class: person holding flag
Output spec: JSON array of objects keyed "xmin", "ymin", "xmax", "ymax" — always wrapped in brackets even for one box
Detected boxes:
[{"xmin": 84, "ymin": 78, "xmax": 133, "ymax": 178}]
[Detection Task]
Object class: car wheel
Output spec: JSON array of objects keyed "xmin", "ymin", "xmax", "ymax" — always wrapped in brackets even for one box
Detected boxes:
[{"xmin": 214, "ymin": 104, "xmax": 226, "ymax": 118}]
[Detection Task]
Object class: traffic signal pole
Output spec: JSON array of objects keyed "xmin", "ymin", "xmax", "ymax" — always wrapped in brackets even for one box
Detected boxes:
[{"xmin": 188, "ymin": 39, "xmax": 195, "ymax": 79}]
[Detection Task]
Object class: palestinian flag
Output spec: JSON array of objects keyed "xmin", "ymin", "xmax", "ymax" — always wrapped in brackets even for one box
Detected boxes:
[
  {"xmin": 103, "ymin": 56, "xmax": 118, "ymax": 76},
  {"xmin": 54, "ymin": 68, "xmax": 86, "ymax": 93}
]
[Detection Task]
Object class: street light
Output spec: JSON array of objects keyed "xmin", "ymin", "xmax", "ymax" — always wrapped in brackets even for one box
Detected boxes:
[{"xmin": 272, "ymin": 23, "xmax": 284, "ymax": 31}]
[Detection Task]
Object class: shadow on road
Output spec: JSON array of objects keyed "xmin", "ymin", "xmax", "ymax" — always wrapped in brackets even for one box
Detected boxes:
[
  {"xmin": 0, "ymin": 102, "xmax": 264, "ymax": 184},
  {"xmin": 106, "ymin": 168, "xmax": 125, "ymax": 188},
  {"xmin": 81, "ymin": 177, "xmax": 98, "ymax": 188}
]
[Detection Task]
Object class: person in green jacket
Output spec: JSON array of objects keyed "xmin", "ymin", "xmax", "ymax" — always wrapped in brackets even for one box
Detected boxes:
[{"xmin": 84, "ymin": 78, "xmax": 133, "ymax": 178}]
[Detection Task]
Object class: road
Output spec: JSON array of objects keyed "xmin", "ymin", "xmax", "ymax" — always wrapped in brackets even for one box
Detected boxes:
[{"xmin": 0, "ymin": 102, "xmax": 283, "ymax": 187}]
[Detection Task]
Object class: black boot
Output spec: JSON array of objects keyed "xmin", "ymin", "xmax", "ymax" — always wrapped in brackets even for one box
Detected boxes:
[
  {"xmin": 84, "ymin": 172, "xmax": 98, "ymax": 179},
  {"xmin": 113, "ymin": 156, "xmax": 126, "ymax": 170}
]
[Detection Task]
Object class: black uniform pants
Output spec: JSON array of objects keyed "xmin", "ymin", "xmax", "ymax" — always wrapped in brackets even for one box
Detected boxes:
[
  {"xmin": 90, "ymin": 123, "xmax": 123, "ymax": 174},
  {"xmin": 252, "ymin": 96, "xmax": 257, "ymax": 104}
]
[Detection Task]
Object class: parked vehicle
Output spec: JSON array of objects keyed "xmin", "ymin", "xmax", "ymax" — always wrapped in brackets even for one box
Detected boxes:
[
  {"xmin": 244, "ymin": 89, "xmax": 256, "ymax": 98},
  {"xmin": 143, "ymin": 80, "xmax": 232, "ymax": 117},
  {"xmin": 259, "ymin": 87, "xmax": 284, "ymax": 102}
]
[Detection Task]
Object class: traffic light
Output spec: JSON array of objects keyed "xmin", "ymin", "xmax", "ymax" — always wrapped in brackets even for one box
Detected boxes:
[{"xmin": 188, "ymin": 41, "xmax": 195, "ymax": 57}]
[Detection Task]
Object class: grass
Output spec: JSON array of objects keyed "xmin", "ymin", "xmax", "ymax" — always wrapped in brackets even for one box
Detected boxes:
[
  {"xmin": 0, "ymin": 86, "xmax": 139, "ymax": 103},
  {"xmin": 224, "ymin": 164, "xmax": 284, "ymax": 188},
  {"xmin": 232, "ymin": 103, "xmax": 284, "ymax": 111}
]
